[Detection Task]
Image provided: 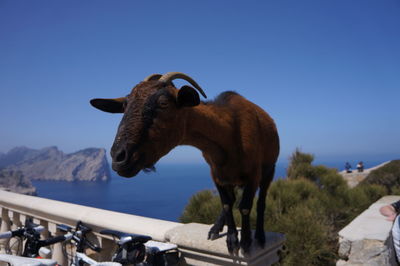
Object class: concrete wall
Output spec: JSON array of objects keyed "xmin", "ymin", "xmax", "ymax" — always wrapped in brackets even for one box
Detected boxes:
[
  {"xmin": 337, "ymin": 196, "xmax": 400, "ymax": 266},
  {"xmin": 0, "ymin": 190, "xmax": 284, "ymax": 265}
]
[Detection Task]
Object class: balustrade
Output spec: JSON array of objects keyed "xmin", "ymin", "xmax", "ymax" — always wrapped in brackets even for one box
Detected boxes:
[{"xmin": 0, "ymin": 190, "xmax": 284, "ymax": 265}]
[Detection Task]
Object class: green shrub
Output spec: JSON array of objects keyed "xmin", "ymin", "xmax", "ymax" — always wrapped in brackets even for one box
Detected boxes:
[
  {"xmin": 270, "ymin": 202, "xmax": 336, "ymax": 266},
  {"xmin": 287, "ymin": 148, "xmax": 316, "ymax": 180},
  {"xmin": 362, "ymin": 160, "xmax": 400, "ymax": 193},
  {"xmin": 265, "ymin": 179, "xmax": 337, "ymax": 265},
  {"xmin": 180, "ymin": 190, "xmax": 221, "ymax": 224},
  {"xmin": 267, "ymin": 178, "xmax": 320, "ymax": 217},
  {"xmin": 391, "ymin": 186, "xmax": 400, "ymax": 195},
  {"xmin": 180, "ymin": 150, "xmax": 394, "ymax": 265},
  {"xmin": 318, "ymin": 166, "xmax": 348, "ymax": 197}
]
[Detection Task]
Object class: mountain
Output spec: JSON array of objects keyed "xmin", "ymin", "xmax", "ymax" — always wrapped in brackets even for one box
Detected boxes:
[
  {"xmin": 0, "ymin": 146, "xmax": 40, "ymax": 168},
  {"xmin": 0, "ymin": 146, "xmax": 111, "ymax": 182},
  {"xmin": 0, "ymin": 169, "xmax": 36, "ymax": 195}
]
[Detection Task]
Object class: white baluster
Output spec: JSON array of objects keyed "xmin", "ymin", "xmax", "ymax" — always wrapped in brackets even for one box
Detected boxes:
[
  {"xmin": 48, "ymin": 222, "xmax": 68, "ymax": 265},
  {"xmin": 10, "ymin": 211, "xmax": 22, "ymax": 255},
  {"xmin": 99, "ymin": 237, "xmax": 115, "ymax": 261},
  {"xmin": 0, "ymin": 208, "xmax": 11, "ymax": 253},
  {"xmin": 18, "ymin": 214, "xmax": 26, "ymax": 229},
  {"xmin": 39, "ymin": 220, "xmax": 50, "ymax": 258},
  {"xmin": 32, "ymin": 218, "xmax": 41, "ymax": 226}
]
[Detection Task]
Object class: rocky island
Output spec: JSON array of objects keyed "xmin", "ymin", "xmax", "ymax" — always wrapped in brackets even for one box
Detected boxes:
[{"xmin": 0, "ymin": 146, "xmax": 111, "ymax": 182}]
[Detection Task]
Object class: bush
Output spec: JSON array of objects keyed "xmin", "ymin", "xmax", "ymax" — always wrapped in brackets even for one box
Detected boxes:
[
  {"xmin": 180, "ymin": 190, "xmax": 221, "ymax": 224},
  {"xmin": 180, "ymin": 150, "xmax": 393, "ymax": 265},
  {"xmin": 267, "ymin": 178, "xmax": 320, "ymax": 217},
  {"xmin": 271, "ymin": 202, "xmax": 336, "ymax": 266},
  {"xmin": 265, "ymin": 179, "xmax": 337, "ymax": 265},
  {"xmin": 287, "ymin": 148, "xmax": 316, "ymax": 181},
  {"xmin": 362, "ymin": 160, "xmax": 400, "ymax": 193}
]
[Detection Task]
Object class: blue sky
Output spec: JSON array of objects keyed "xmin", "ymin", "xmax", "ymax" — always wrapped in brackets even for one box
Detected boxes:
[{"xmin": 0, "ymin": 0, "xmax": 399, "ymax": 165}]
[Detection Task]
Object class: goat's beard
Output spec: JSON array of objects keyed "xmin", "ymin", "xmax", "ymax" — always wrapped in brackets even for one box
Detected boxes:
[{"xmin": 143, "ymin": 165, "xmax": 156, "ymax": 173}]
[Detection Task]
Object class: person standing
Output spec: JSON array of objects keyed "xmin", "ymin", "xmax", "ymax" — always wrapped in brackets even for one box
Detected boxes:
[
  {"xmin": 345, "ymin": 162, "xmax": 352, "ymax": 173},
  {"xmin": 357, "ymin": 161, "xmax": 364, "ymax": 172}
]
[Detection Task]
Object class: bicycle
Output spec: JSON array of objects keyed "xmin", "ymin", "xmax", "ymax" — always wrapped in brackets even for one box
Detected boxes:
[
  {"xmin": 58, "ymin": 221, "xmax": 120, "ymax": 266},
  {"xmin": 99, "ymin": 229, "xmax": 180, "ymax": 266},
  {"xmin": 60, "ymin": 221, "xmax": 181, "ymax": 266},
  {"xmin": 0, "ymin": 219, "xmax": 180, "ymax": 266},
  {"xmin": 0, "ymin": 218, "xmax": 72, "ymax": 266}
]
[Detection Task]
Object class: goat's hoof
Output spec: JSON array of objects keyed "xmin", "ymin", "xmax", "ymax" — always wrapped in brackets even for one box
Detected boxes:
[
  {"xmin": 226, "ymin": 232, "xmax": 239, "ymax": 254},
  {"xmin": 208, "ymin": 231, "xmax": 219, "ymax": 240},
  {"xmin": 208, "ymin": 226, "xmax": 222, "ymax": 240},
  {"xmin": 240, "ymin": 234, "xmax": 252, "ymax": 253},
  {"xmin": 255, "ymin": 230, "xmax": 265, "ymax": 248}
]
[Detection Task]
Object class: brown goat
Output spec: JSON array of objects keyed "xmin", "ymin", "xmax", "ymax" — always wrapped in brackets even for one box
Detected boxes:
[{"xmin": 90, "ymin": 72, "xmax": 279, "ymax": 253}]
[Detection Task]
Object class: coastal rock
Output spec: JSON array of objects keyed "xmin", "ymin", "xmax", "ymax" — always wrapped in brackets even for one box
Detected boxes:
[
  {"xmin": 0, "ymin": 169, "xmax": 37, "ymax": 195},
  {"xmin": 0, "ymin": 146, "xmax": 111, "ymax": 182}
]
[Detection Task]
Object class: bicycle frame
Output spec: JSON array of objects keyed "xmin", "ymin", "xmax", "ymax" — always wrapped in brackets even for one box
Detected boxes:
[{"xmin": 0, "ymin": 253, "xmax": 58, "ymax": 266}]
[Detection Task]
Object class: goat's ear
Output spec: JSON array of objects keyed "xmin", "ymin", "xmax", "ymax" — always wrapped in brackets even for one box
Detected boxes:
[
  {"xmin": 177, "ymin": 86, "xmax": 200, "ymax": 107},
  {"xmin": 90, "ymin": 97, "xmax": 126, "ymax": 113}
]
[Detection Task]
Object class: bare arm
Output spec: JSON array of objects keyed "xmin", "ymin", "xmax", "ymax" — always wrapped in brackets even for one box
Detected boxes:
[{"xmin": 380, "ymin": 205, "xmax": 397, "ymax": 222}]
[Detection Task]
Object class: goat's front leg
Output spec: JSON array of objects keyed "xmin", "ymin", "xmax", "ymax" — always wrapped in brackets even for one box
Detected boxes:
[
  {"xmin": 214, "ymin": 184, "xmax": 239, "ymax": 254},
  {"xmin": 208, "ymin": 211, "xmax": 225, "ymax": 240},
  {"xmin": 239, "ymin": 182, "xmax": 257, "ymax": 253}
]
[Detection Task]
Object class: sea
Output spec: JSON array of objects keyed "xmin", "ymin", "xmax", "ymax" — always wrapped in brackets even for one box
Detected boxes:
[{"xmin": 32, "ymin": 160, "xmax": 388, "ymax": 222}]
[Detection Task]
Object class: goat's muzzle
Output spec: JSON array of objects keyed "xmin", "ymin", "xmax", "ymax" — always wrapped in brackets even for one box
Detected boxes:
[{"xmin": 111, "ymin": 145, "xmax": 142, "ymax": 177}]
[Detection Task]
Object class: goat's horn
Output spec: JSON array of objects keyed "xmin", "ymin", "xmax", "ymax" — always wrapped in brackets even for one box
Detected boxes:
[
  {"xmin": 143, "ymin": 73, "xmax": 162, "ymax": 82},
  {"xmin": 159, "ymin": 72, "xmax": 207, "ymax": 98}
]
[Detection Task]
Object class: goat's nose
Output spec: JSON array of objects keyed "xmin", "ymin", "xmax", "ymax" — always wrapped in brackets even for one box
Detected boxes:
[{"xmin": 114, "ymin": 149, "xmax": 127, "ymax": 163}]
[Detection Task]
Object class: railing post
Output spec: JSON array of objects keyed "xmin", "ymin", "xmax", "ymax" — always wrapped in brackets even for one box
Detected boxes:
[
  {"xmin": 10, "ymin": 211, "xmax": 22, "ymax": 255},
  {"xmin": 18, "ymin": 214, "xmax": 27, "ymax": 229},
  {"xmin": 86, "ymin": 232, "xmax": 102, "ymax": 261},
  {"xmin": 0, "ymin": 208, "xmax": 11, "ymax": 253},
  {"xmin": 39, "ymin": 219, "xmax": 51, "ymax": 258},
  {"xmin": 99, "ymin": 237, "xmax": 115, "ymax": 261},
  {"xmin": 48, "ymin": 222, "xmax": 68, "ymax": 265}
]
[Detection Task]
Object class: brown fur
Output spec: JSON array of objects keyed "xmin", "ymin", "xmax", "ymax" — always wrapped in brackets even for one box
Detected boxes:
[
  {"xmin": 182, "ymin": 92, "xmax": 279, "ymax": 186},
  {"xmin": 91, "ymin": 78, "xmax": 280, "ymax": 253}
]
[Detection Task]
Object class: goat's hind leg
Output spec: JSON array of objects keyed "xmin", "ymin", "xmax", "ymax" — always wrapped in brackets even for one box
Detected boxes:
[
  {"xmin": 255, "ymin": 164, "xmax": 275, "ymax": 247},
  {"xmin": 239, "ymin": 182, "xmax": 257, "ymax": 253}
]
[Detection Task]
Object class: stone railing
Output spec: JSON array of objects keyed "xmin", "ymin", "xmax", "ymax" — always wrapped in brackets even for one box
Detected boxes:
[
  {"xmin": 0, "ymin": 190, "xmax": 284, "ymax": 265},
  {"xmin": 337, "ymin": 195, "xmax": 400, "ymax": 266}
]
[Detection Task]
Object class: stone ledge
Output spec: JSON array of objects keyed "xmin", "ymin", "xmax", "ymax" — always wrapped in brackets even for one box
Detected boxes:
[
  {"xmin": 0, "ymin": 190, "xmax": 181, "ymax": 241},
  {"xmin": 166, "ymin": 223, "xmax": 285, "ymax": 265},
  {"xmin": 337, "ymin": 196, "xmax": 400, "ymax": 266}
]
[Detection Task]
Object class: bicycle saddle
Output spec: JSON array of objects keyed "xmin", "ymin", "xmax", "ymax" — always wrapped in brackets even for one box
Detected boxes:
[{"xmin": 100, "ymin": 229, "xmax": 152, "ymax": 244}]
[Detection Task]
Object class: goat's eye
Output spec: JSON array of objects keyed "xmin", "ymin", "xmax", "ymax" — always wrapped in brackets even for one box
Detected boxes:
[{"xmin": 157, "ymin": 97, "xmax": 169, "ymax": 109}]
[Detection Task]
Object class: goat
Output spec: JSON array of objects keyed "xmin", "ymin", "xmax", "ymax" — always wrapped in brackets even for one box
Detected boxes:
[{"xmin": 90, "ymin": 72, "xmax": 280, "ymax": 253}]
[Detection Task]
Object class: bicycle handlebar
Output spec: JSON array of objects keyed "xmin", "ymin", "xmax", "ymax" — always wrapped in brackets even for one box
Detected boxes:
[
  {"xmin": 58, "ymin": 221, "xmax": 101, "ymax": 253},
  {"xmin": 83, "ymin": 237, "xmax": 101, "ymax": 253},
  {"xmin": 42, "ymin": 232, "xmax": 73, "ymax": 246},
  {"xmin": 0, "ymin": 231, "xmax": 12, "ymax": 239},
  {"xmin": 75, "ymin": 221, "xmax": 91, "ymax": 235},
  {"xmin": 0, "ymin": 225, "xmax": 45, "ymax": 240}
]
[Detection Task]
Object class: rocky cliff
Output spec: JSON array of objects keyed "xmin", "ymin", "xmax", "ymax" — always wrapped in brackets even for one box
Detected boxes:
[
  {"xmin": 0, "ymin": 169, "xmax": 37, "ymax": 195},
  {"xmin": 0, "ymin": 146, "xmax": 111, "ymax": 182}
]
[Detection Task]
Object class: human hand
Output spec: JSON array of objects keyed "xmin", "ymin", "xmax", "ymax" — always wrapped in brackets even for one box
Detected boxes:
[{"xmin": 380, "ymin": 205, "xmax": 397, "ymax": 221}]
